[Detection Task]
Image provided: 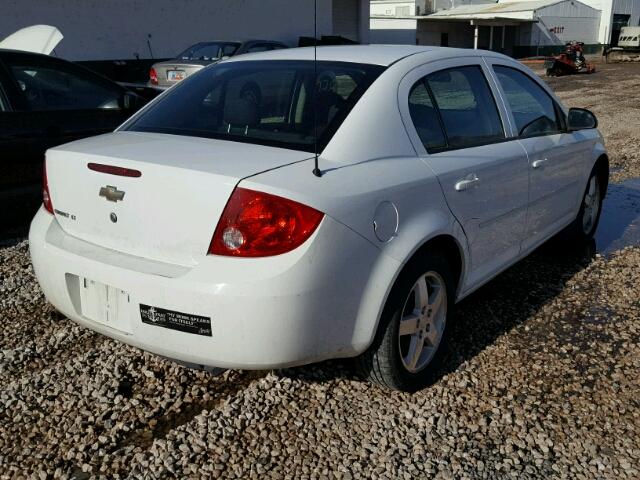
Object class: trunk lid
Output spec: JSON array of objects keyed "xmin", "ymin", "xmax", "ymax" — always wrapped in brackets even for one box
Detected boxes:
[{"xmin": 46, "ymin": 131, "xmax": 311, "ymax": 266}]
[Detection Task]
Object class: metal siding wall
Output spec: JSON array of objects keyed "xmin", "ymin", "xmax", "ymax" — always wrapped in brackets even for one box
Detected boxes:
[
  {"xmin": 416, "ymin": 21, "xmax": 474, "ymax": 47},
  {"xmin": 534, "ymin": 16, "xmax": 601, "ymax": 43},
  {"xmin": 0, "ymin": 0, "xmax": 336, "ymax": 60},
  {"xmin": 613, "ymin": 0, "xmax": 640, "ymax": 25},
  {"xmin": 370, "ymin": 1, "xmax": 415, "ymax": 16},
  {"xmin": 539, "ymin": 0, "xmax": 601, "ymax": 18},
  {"xmin": 370, "ymin": 18, "xmax": 418, "ymax": 44},
  {"xmin": 533, "ymin": 1, "xmax": 602, "ymax": 44}
]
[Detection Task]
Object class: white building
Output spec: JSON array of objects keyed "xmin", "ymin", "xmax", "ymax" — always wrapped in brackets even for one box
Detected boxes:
[
  {"xmin": 551, "ymin": 0, "xmax": 640, "ymax": 43},
  {"xmin": 371, "ymin": 0, "xmax": 640, "ymax": 54},
  {"xmin": 0, "ymin": 0, "xmax": 370, "ymax": 61}
]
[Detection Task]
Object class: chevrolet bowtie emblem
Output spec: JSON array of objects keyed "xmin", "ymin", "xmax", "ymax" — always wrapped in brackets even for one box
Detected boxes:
[{"xmin": 99, "ymin": 185, "xmax": 125, "ymax": 202}]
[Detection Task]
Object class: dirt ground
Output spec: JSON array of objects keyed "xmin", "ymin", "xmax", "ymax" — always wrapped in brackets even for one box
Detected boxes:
[{"xmin": 532, "ymin": 61, "xmax": 640, "ymax": 183}]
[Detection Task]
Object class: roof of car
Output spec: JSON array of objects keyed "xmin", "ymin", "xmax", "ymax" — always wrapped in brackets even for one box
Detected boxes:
[{"xmin": 224, "ymin": 45, "xmax": 488, "ymax": 66}]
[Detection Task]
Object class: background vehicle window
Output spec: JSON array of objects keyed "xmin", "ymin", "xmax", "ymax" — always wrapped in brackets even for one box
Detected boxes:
[
  {"xmin": 408, "ymin": 81, "xmax": 446, "ymax": 150},
  {"xmin": 425, "ymin": 66, "xmax": 504, "ymax": 149},
  {"xmin": 178, "ymin": 43, "xmax": 238, "ymax": 60},
  {"xmin": 247, "ymin": 44, "xmax": 272, "ymax": 53},
  {"xmin": 7, "ymin": 63, "xmax": 121, "ymax": 111},
  {"xmin": 187, "ymin": 44, "xmax": 222, "ymax": 60},
  {"xmin": 493, "ymin": 66, "xmax": 560, "ymax": 137},
  {"xmin": 222, "ymin": 44, "xmax": 239, "ymax": 56}
]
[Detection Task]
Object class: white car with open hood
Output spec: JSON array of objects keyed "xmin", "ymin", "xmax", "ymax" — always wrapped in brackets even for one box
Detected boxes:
[
  {"xmin": 0, "ymin": 25, "xmax": 63, "ymax": 55},
  {"xmin": 30, "ymin": 46, "xmax": 608, "ymax": 391}
]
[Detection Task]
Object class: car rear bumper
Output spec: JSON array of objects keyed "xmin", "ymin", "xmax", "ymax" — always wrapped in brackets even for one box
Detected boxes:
[{"xmin": 29, "ymin": 207, "xmax": 381, "ymax": 369}]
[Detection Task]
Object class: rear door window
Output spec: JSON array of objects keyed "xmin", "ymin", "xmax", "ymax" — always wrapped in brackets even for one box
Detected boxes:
[
  {"xmin": 493, "ymin": 65, "xmax": 561, "ymax": 137},
  {"xmin": 408, "ymin": 65, "xmax": 504, "ymax": 152}
]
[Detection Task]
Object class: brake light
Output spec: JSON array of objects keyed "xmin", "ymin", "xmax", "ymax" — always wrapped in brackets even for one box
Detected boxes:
[
  {"xmin": 209, "ymin": 188, "xmax": 324, "ymax": 257},
  {"xmin": 88, "ymin": 162, "xmax": 142, "ymax": 177},
  {"xmin": 42, "ymin": 160, "xmax": 53, "ymax": 214},
  {"xmin": 149, "ymin": 67, "xmax": 158, "ymax": 86}
]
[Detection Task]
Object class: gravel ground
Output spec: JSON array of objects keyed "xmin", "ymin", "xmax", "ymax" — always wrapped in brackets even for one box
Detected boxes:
[
  {"xmin": 536, "ymin": 61, "xmax": 640, "ymax": 183},
  {"xmin": 2, "ymin": 62, "xmax": 640, "ymax": 479},
  {"xmin": 2, "ymin": 241, "xmax": 639, "ymax": 479}
]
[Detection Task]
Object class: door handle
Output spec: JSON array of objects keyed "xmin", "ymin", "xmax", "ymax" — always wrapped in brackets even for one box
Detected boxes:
[
  {"xmin": 454, "ymin": 173, "xmax": 480, "ymax": 192},
  {"xmin": 532, "ymin": 158, "xmax": 549, "ymax": 169}
]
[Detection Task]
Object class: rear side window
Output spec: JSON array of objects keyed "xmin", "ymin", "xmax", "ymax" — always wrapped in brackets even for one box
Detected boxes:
[
  {"xmin": 493, "ymin": 66, "xmax": 561, "ymax": 137},
  {"xmin": 408, "ymin": 82, "xmax": 446, "ymax": 150},
  {"xmin": 408, "ymin": 65, "xmax": 504, "ymax": 152}
]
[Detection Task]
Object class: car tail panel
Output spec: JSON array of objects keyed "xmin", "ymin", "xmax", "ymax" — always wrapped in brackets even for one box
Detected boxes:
[
  {"xmin": 152, "ymin": 63, "xmax": 205, "ymax": 88},
  {"xmin": 45, "ymin": 131, "xmax": 311, "ymax": 266}
]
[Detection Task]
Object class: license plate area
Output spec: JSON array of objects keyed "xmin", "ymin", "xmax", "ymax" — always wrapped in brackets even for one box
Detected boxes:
[
  {"xmin": 79, "ymin": 278, "xmax": 133, "ymax": 334},
  {"xmin": 167, "ymin": 70, "xmax": 186, "ymax": 82}
]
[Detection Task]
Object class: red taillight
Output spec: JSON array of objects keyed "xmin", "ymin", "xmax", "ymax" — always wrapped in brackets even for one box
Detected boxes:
[
  {"xmin": 42, "ymin": 160, "xmax": 54, "ymax": 214},
  {"xmin": 209, "ymin": 188, "xmax": 324, "ymax": 257},
  {"xmin": 149, "ymin": 67, "xmax": 158, "ymax": 86}
]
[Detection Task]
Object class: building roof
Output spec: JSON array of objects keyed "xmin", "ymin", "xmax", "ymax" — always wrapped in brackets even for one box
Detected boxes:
[
  {"xmin": 425, "ymin": 0, "xmax": 584, "ymax": 21},
  {"xmin": 433, "ymin": 0, "xmax": 563, "ymax": 15},
  {"xmin": 224, "ymin": 45, "xmax": 442, "ymax": 66}
]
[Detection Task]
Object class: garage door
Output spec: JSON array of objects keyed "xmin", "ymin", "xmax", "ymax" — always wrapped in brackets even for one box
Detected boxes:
[{"xmin": 333, "ymin": 0, "xmax": 360, "ymax": 42}]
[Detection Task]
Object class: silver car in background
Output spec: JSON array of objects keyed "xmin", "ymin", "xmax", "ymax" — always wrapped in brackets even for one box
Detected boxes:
[{"xmin": 148, "ymin": 40, "xmax": 288, "ymax": 89}]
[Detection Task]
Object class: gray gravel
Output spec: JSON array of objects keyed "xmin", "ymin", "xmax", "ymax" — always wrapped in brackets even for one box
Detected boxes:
[{"xmin": 1, "ymin": 238, "xmax": 639, "ymax": 479}]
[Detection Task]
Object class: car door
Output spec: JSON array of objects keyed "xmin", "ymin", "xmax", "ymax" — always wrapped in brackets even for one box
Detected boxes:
[
  {"xmin": 399, "ymin": 58, "xmax": 530, "ymax": 289},
  {"xmin": 0, "ymin": 51, "xmax": 132, "ymax": 212},
  {"xmin": 0, "ymin": 57, "xmax": 45, "ymax": 208},
  {"xmin": 486, "ymin": 61, "xmax": 586, "ymax": 250}
]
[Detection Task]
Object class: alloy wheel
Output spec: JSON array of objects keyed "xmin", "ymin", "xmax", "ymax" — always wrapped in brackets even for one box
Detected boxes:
[{"xmin": 398, "ymin": 271, "xmax": 447, "ymax": 373}]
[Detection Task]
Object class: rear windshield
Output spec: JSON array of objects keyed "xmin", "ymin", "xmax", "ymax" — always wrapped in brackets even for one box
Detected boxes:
[
  {"xmin": 125, "ymin": 60, "xmax": 385, "ymax": 152},
  {"xmin": 177, "ymin": 42, "xmax": 239, "ymax": 61}
]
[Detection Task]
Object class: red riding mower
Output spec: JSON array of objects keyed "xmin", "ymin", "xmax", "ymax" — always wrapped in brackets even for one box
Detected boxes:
[{"xmin": 545, "ymin": 42, "xmax": 596, "ymax": 76}]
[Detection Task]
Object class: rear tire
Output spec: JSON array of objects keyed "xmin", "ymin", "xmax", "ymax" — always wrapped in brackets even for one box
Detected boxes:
[{"xmin": 357, "ymin": 251, "xmax": 454, "ymax": 392}]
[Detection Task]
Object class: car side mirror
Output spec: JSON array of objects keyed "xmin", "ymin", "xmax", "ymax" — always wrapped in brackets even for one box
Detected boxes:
[{"xmin": 568, "ymin": 108, "xmax": 597, "ymax": 131}]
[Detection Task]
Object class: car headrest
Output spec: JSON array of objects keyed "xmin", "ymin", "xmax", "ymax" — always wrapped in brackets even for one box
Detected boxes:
[{"xmin": 224, "ymin": 98, "xmax": 260, "ymax": 127}]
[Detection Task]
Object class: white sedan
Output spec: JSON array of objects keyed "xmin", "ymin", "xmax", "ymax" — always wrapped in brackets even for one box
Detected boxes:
[{"xmin": 30, "ymin": 46, "xmax": 607, "ymax": 391}]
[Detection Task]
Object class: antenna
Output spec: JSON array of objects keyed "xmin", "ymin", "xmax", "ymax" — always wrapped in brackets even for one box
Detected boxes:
[{"xmin": 312, "ymin": 0, "xmax": 322, "ymax": 177}]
